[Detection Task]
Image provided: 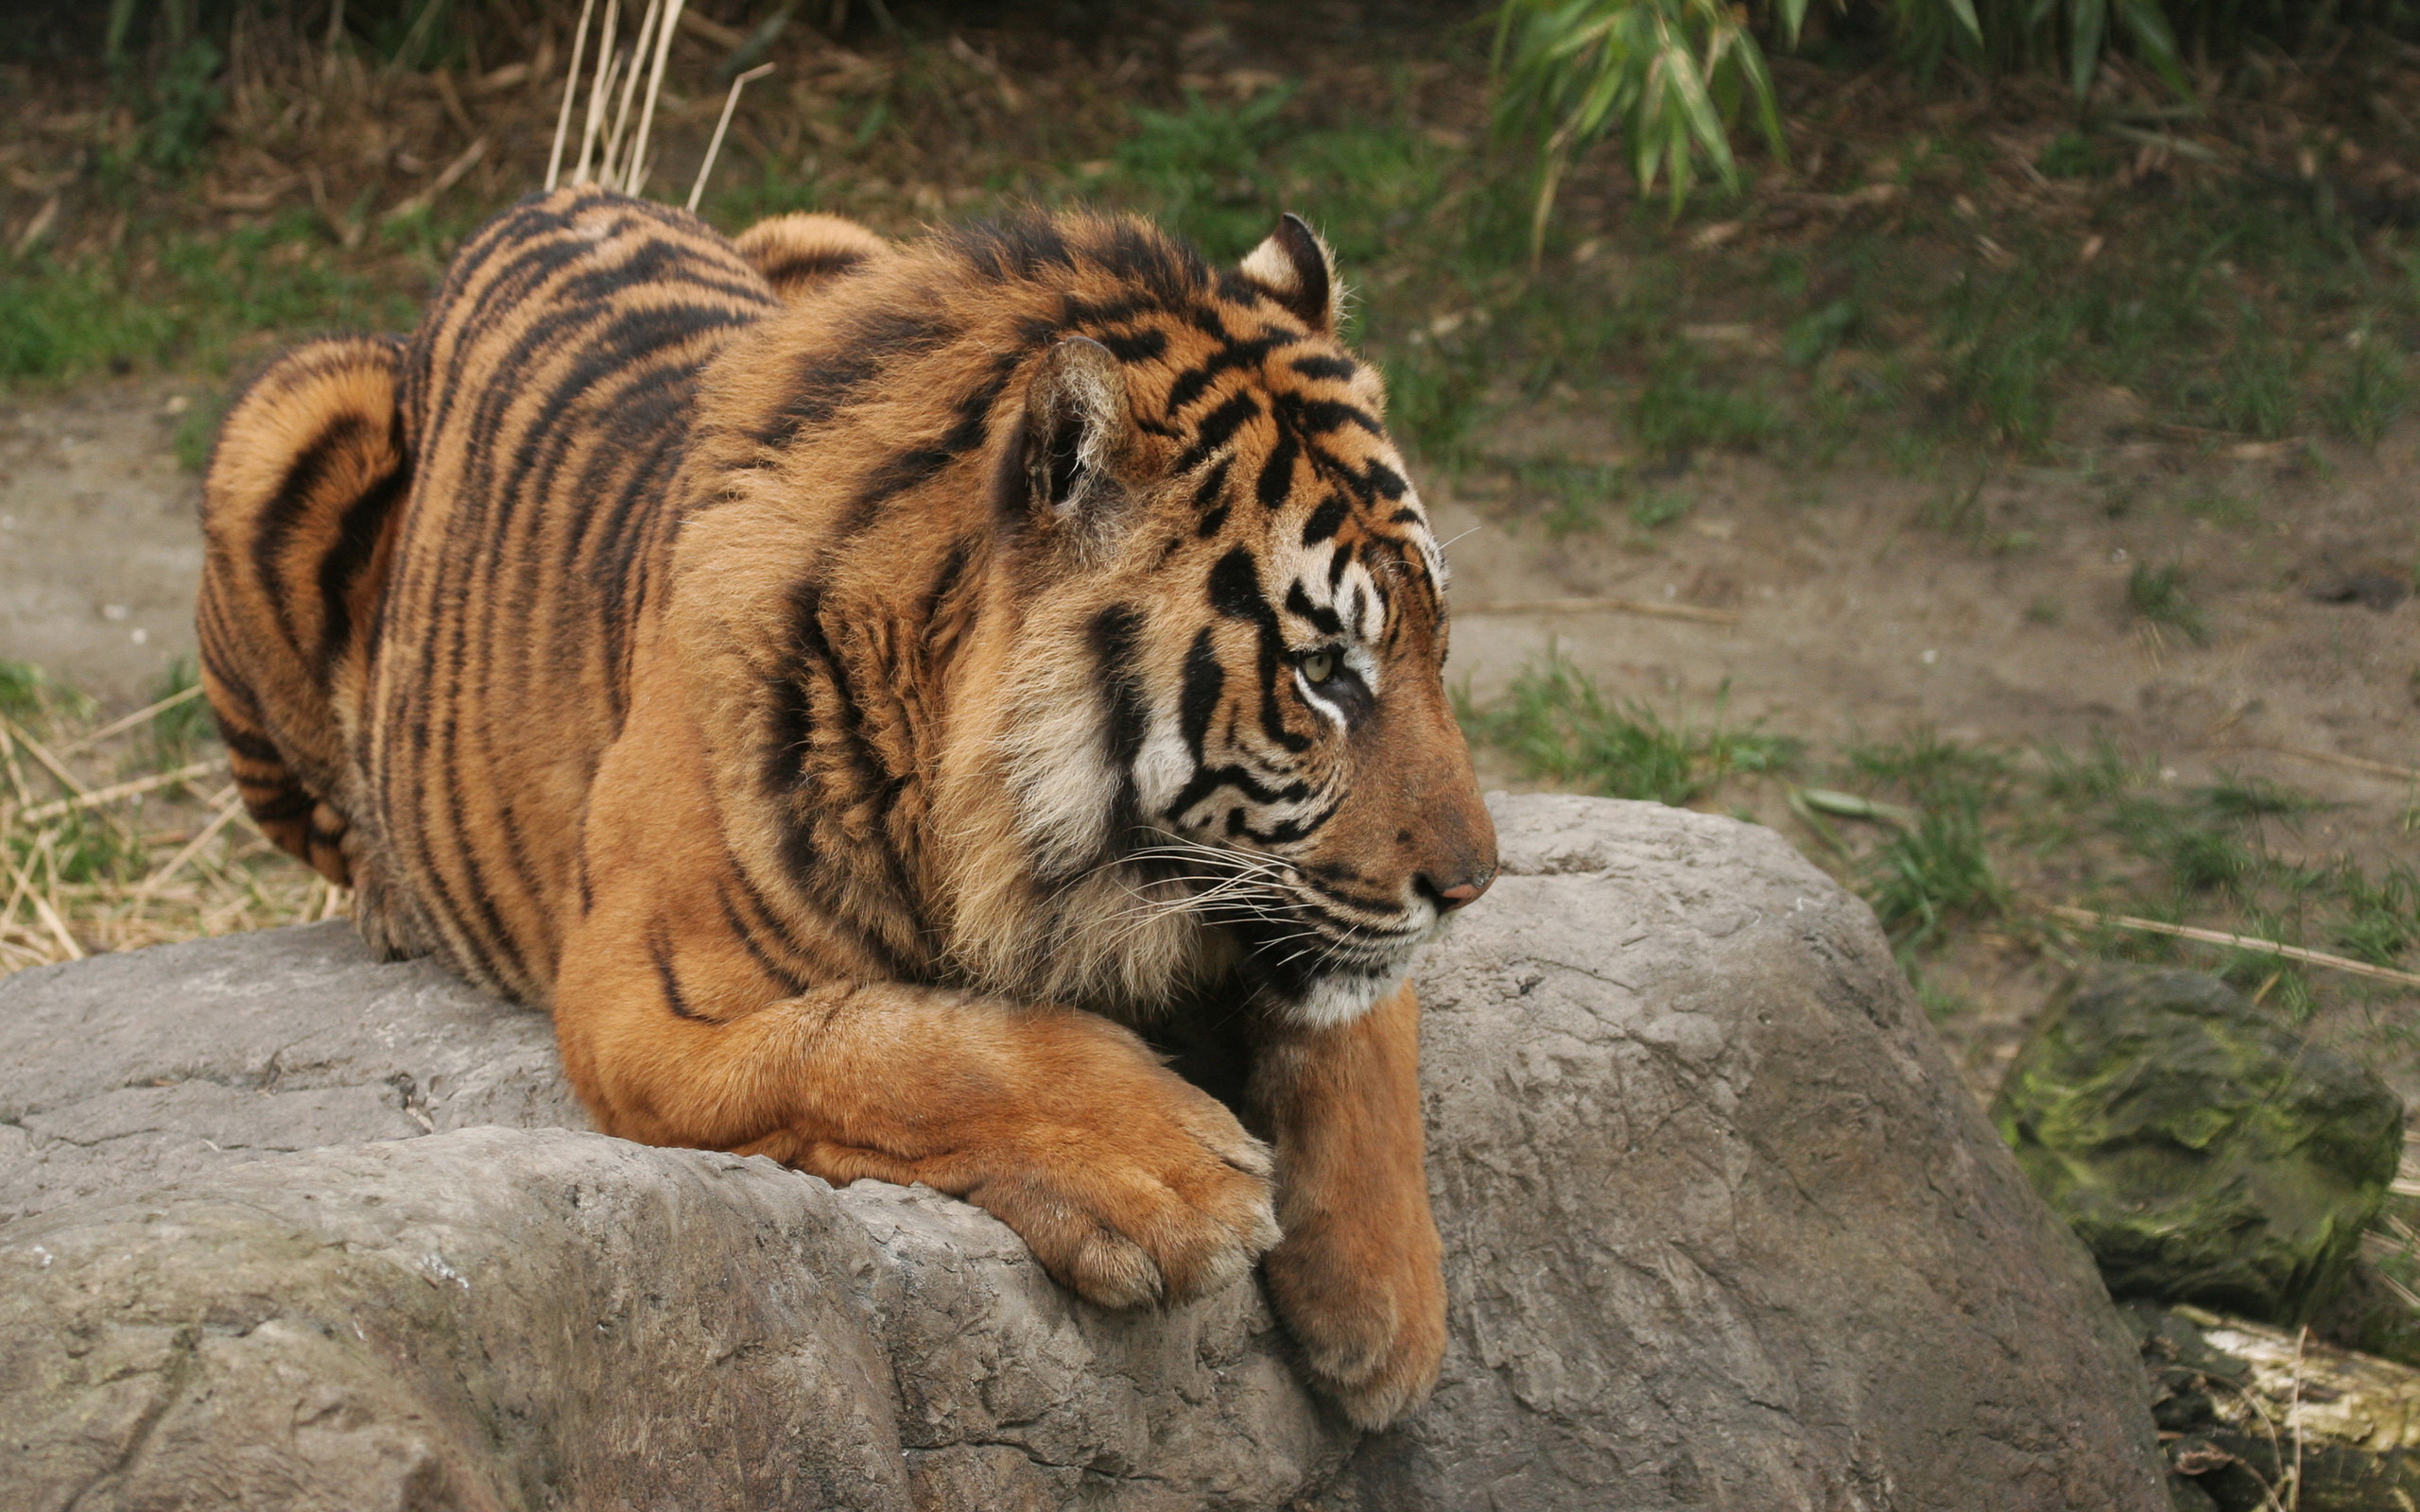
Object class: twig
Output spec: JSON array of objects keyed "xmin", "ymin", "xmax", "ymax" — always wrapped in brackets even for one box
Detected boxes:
[
  {"xmin": 53, "ymin": 682, "xmax": 204, "ymax": 759},
  {"xmin": 688, "ymin": 63, "xmax": 773, "ymax": 212},
  {"xmin": 0, "ymin": 720, "xmax": 32, "ymax": 808},
  {"xmin": 574, "ymin": 0, "xmax": 622, "ymax": 185},
  {"xmin": 13, "ymin": 763, "xmax": 216, "ymax": 825},
  {"xmin": 2288, "ymin": 1325, "xmax": 2307, "ymax": 1512},
  {"xmin": 0, "ymin": 717, "xmax": 88, "ymax": 798},
  {"xmin": 11, "ymin": 837, "xmax": 81, "ymax": 961},
  {"xmin": 13, "ymin": 195, "xmax": 60, "ymax": 257},
  {"xmin": 624, "ymin": 0, "xmax": 688, "ymax": 196},
  {"xmin": 2221, "ymin": 742, "xmax": 2420, "ymax": 784},
  {"xmin": 0, "ymin": 828, "xmax": 32, "ymax": 937},
  {"xmin": 1456, "ymin": 596, "xmax": 1740, "ymax": 627},
  {"xmin": 2042, "ymin": 904, "xmax": 2420, "ymax": 989},
  {"xmin": 600, "ymin": 0, "xmax": 661, "ymax": 188},
  {"xmin": 383, "ymin": 136, "xmax": 490, "ymax": 222},
  {"xmin": 131, "ymin": 790, "xmax": 245, "ymax": 904},
  {"xmin": 545, "ymin": 0, "xmax": 598, "ymax": 191}
]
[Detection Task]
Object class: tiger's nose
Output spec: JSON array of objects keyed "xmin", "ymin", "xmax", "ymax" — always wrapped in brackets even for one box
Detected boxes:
[{"xmin": 1424, "ymin": 869, "xmax": 1494, "ymax": 912}]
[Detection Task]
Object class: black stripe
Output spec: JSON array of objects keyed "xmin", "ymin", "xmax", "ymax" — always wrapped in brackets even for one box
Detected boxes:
[
  {"xmin": 1078, "ymin": 604, "xmax": 1148, "ymax": 870},
  {"xmin": 1098, "ymin": 328, "xmax": 1168, "ymax": 363},
  {"xmin": 1302, "ymin": 496, "xmax": 1349, "ymax": 544},
  {"xmin": 1254, "ymin": 431, "xmax": 1300, "ymax": 509},
  {"xmin": 649, "ymin": 925, "xmax": 717, "ymax": 1022},
  {"xmin": 1173, "ymin": 391, "xmax": 1260, "ymax": 474},
  {"xmin": 758, "ymin": 247, "xmax": 870, "ymax": 285}
]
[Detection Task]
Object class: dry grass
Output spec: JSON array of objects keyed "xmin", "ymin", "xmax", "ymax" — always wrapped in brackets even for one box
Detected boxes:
[{"xmin": 0, "ymin": 665, "xmax": 331, "ymax": 972}]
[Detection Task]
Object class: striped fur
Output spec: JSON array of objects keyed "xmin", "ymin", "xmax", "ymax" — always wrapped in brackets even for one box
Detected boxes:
[{"xmin": 198, "ymin": 187, "xmax": 1495, "ymax": 1427}]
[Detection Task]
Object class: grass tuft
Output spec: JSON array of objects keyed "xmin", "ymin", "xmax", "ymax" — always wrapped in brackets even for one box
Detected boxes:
[
  {"xmin": 2127, "ymin": 561, "xmax": 2209, "ymax": 644},
  {"xmin": 1458, "ymin": 651, "xmax": 1795, "ymax": 808}
]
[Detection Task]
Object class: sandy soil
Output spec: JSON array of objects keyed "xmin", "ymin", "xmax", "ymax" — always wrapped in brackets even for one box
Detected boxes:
[{"xmin": 3, "ymin": 373, "xmax": 2413, "ymax": 1087}]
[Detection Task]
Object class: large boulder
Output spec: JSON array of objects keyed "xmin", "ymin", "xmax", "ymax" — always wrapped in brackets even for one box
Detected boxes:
[
  {"xmin": 1992, "ymin": 969, "xmax": 2405, "ymax": 1323},
  {"xmin": 0, "ymin": 793, "xmax": 2170, "ymax": 1510}
]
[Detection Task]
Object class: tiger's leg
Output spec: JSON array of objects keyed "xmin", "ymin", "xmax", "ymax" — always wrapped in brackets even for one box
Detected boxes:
[
  {"xmin": 196, "ymin": 335, "xmax": 407, "ymax": 900},
  {"xmin": 552, "ymin": 686, "xmax": 1279, "ymax": 1310},
  {"xmin": 1251, "ymin": 983, "xmax": 1446, "ymax": 1428}
]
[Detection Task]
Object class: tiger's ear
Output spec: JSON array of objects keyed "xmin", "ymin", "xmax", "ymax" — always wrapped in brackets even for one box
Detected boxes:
[
  {"xmin": 1239, "ymin": 214, "xmax": 1339, "ymax": 334},
  {"xmin": 1023, "ymin": 335, "xmax": 1135, "ymax": 550}
]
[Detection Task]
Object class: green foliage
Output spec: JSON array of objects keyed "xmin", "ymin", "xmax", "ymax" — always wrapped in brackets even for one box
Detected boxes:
[
  {"xmin": 2334, "ymin": 863, "xmax": 2420, "ymax": 968},
  {"xmin": 1632, "ymin": 352, "xmax": 1781, "ymax": 454},
  {"xmin": 1111, "ymin": 87, "xmax": 1299, "ymax": 258},
  {"xmin": 0, "ymin": 214, "xmax": 412, "ymax": 384},
  {"xmin": 1862, "ymin": 794, "xmax": 2007, "ymax": 951},
  {"xmin": 1484, "ymin": 0, "xmax": 2195, "ymax": 232},
  {"xmin": 1841, "ymin": 727, "xmax": 2011, "ymax": 952},
  {"xmin": 2127, "ymin": 561, "xmax": 2208, "ymax": 644},
  {"xmin": 0, "ymin": 659, "xmax": 95, "ymax": 730},
  {"xmin": 1491, "ymin": 0, "xmax": 1787, "ymax": 247},
  {"xmin": 2195, "ymin": 314, "xmax": 2300, "ymax": 439},
  {"xmin": 144, "ymin": 657, "xmax": 211, "ymax": 770},
  {"xmin": 22, "ymin": 807, "xmax": 150, "ymax": 885},
  {"xmin": 1627, "ymin": 489, "xmax": 1690, "ymax": 530},
  {"xmin": 1510, "ymin": 456, "xmax": 1624, "ymax": 535},
  {"xmin": 2322, "ymin": 331, "xmax": 2412, "ymax": 447},
  {"xmin": 137, "ymin": 37, "xmax": 227, "ymax": 174},
  {"xmin": 1458, "ymin": 652, "xmax": 1796, "ymax": 807},
  {"xmin": 1783, "ymin": 299, "xmax": 1858, "ymax": 368}
]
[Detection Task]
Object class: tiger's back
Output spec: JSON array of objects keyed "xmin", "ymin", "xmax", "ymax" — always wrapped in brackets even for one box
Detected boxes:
[{"xmin": 203, "ymin": 189, "xmax": 876, "ymax": 999}]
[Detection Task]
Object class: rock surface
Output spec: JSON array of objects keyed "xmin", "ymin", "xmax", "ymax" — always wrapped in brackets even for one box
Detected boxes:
[
  {"xmin": 0, "ymin": 922, "xmax": 582, "ymax": 1225},
  {"xmin": 0, "ymin": 793, "xmax": 2170, "ymax": 1510},
  {"xmin": 1993, "ymin": 969, "xmax": 2404, "ymax": 1323}
]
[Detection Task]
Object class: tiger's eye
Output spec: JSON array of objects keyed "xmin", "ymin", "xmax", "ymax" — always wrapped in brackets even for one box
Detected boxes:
[{"xmin": 1301, "ymin": 650, "xmax": 1338, "ymax": 684}]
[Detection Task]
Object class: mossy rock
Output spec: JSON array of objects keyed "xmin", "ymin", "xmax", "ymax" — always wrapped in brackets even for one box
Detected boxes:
[{"xmin": 1994, "ymin": 969, "xmax": 2404, "ymax": 1322}]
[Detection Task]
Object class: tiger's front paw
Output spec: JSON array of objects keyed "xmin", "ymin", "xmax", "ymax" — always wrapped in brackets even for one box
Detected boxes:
[
  {"xmin": 1265, "ymin": 1206, "xmax": 1447, "ymax": 1429},
  {"xmin": 967, "ymin": 1069, "xmax": 1282, "ymax": 1312}
]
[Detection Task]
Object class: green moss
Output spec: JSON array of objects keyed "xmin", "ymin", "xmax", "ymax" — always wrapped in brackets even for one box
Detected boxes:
[{"xmin": 1993, "ymin": 969, "xmax": 2404, "ymax": 1324}]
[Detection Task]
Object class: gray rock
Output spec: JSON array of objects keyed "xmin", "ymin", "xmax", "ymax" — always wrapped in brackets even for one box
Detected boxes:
[
  {"xmin": 0, "ymin": 794, "xmax": 2169, "ymax": 1509},
  {"xmin": 0, "ymin": 921, "xmax": 583, "ymax": 1225}
]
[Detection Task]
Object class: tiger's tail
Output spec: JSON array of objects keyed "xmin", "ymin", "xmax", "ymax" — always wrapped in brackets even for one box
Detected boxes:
[
  {"xmin": 196, "ymin": 335, "xmax": 409, "ymax": 889},
  {"xmin": 731, "ymin": 212, "xmax": 888, "ymax": 301}
]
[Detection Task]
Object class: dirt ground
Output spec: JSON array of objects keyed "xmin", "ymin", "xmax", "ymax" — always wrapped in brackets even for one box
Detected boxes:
[
  {"xmin": 5, "ymin": 362, "xmax": 2411, "ymax": 1091},
  {"xmin": 0, "ymin": 379, "xmax": 204, "ymax": 704}
]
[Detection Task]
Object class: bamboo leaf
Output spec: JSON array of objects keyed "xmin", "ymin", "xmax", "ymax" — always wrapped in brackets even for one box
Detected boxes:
[
  {"xmin": 2112, "ymin": 0, "xmax": 2190, "ymax": 97},
  {"xmin": 2068, "ymin": 0, "xmax": 2107, "ymax": 98}
]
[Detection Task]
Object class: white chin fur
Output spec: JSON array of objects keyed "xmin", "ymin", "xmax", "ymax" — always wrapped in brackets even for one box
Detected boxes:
[{"xmin": 1284, "ymin": 959, "xmax": 1412, "ymax": 1030}]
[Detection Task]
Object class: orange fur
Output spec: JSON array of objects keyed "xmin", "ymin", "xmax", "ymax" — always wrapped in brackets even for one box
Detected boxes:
[{"xmin": 197, "ymin": 188, "xmax": 1494, "ymax": 1426}]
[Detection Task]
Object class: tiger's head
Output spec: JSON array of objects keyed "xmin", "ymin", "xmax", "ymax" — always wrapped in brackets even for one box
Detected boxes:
[{"xmin": 994, "ymin": 214, "xmax": 1496, "ymax": 1028}]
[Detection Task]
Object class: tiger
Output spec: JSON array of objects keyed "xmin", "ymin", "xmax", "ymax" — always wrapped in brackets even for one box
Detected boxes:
[{"xmin": 196, "ymin": 186, "xmax": 1496, "ymax": 1428}]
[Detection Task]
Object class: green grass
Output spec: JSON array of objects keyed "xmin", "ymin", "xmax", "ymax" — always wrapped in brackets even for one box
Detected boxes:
[
  {"xmin": 2127, "ymin": 561, "xmax": 2209, "ymax": 644},
  {"xmin": 0, "ymin": 658, "xmax": 95, "ymax": 727},
  {"xmin": 1461, "ymin": 674, "xmax": 2417, "ymax": 1026},
  {"xmin": 1457, "ymin": 652, "xmax": 1796, "ymax": 807},
  {"xmin": 1631, "ymin": 352, "xmax": 1783, "ymax": 456},
  {"xmin": 2322, "ymin": 331, "xmax": 2413, "ymax": 446},
  {"xmin": 0, "ymin": 212, "xmax": 416, "ymax": 385}
]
